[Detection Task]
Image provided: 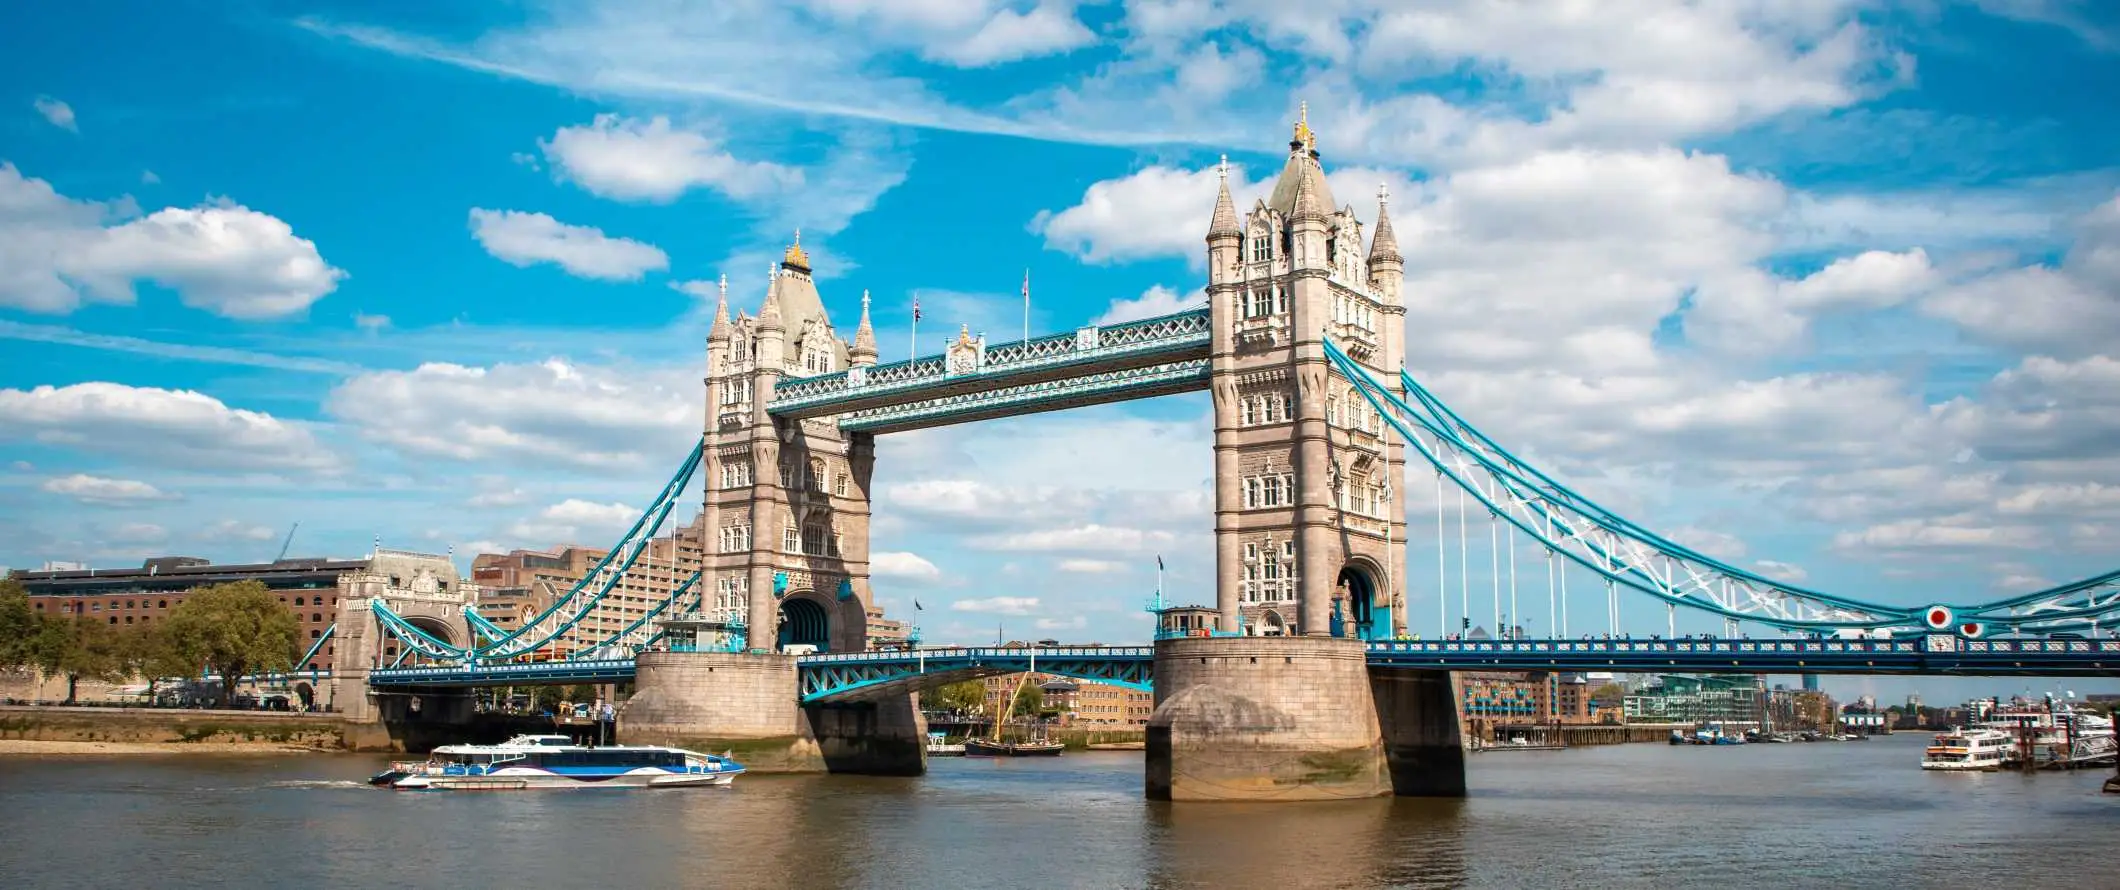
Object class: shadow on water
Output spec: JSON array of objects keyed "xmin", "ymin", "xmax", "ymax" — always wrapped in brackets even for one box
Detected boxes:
[{"xmin": 1145, "ymin": 796, "xmax": 1469, "ymax": 890}]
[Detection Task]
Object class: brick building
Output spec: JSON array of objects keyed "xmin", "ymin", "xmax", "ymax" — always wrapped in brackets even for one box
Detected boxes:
[{"xmin": 12, "ymin": 550, "xmax": 465, "ymax": 674}]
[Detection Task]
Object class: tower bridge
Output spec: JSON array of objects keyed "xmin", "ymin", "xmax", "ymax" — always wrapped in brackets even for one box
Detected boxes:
[{"xmin": 340, "ymin": 114, "xmax": 2120, "ymax": 800}]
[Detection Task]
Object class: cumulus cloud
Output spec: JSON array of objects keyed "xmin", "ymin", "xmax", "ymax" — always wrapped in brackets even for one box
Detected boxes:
[
  {"xmin": 871, "ymin": 551, "xmax": 943, "ymax": 580},
  {"xmin": 33, "ymin": 96, "xmax": 77, "ymax": 132},
  {"xmin": 1092, "ymin": 285, "xmax": 1200, "ymax": 325},
  {"xmin": 507, "ymin": 499, "xmax": 640, "ymax": 545},
  {"xmin": 467, "ymin": 209, "xmax": 668, "ymax": 281},
  {"xmin": 539, "ymin": 114, "xmax": 803, "ymax": 202},
  {"xmin": 40, "ymin": 474, "xmax": 177, "ymax": 506},
  {"xmin": 202, "ymin": 520, "xmax": 281, "ymax": 543},
  {"xmin": 967, "ymin": 524, "xmax": 1178, "ymax": 555},
  {"xmin": 0, "ymin": 382, "xmax": 338, "ymax": 472},
  {"xmin": 1922, "ymin": 195, "xmax": 2120, "ymax": 357},
  {"xmin": 952, "ymin": 595, "xmax": 1040, "ymax": 614},
  {"xmin": 326, "ymin": 359, "xmax": 694, "ymax": 471},
  {"xmin": 1034, "ymin": 164, "xmax": 1266, "ymax": 264},
  {"xmin": 1056, "ymin": 558, "xmax": 1128, "ymax": 574},
  {"xmin": 0, "ymin": 164, "xmax": 345, "ymax": 318}
]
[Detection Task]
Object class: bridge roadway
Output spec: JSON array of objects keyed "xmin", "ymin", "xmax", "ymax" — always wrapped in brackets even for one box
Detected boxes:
[{"xmin": 363, "ymin": 636, "xmax": 2120, "ymax": 699}]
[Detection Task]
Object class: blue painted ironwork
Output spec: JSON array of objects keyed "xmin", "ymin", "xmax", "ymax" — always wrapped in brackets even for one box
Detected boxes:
[
  {"xmin": 838, "ymin": 359, "xmax": 1210, "ymax": 434},
  {"xmin": 769, "ymin": 309, "xmax": 1210, "ymax": 418},
  {"xmin": 369, "ymin": 659, "xmax": 641, "ymax": 688},
  {"xmin": 797, "ymin": 646, "xmax": 1154, "ymax": 703},
  {"xmin": 1363, "ymin": 636, "xmax": 2120, "ymax": 676},
  {"xmin": 295, "ymin": 624, "xmax": 335, "ymax": 672},
  {"xmin": 464, "ymin": 608, "xmax": 509, "ymax": 645},
  {"xmin": 1324, "ymin": 340, "xmax": 2120, "ymax": 634}
]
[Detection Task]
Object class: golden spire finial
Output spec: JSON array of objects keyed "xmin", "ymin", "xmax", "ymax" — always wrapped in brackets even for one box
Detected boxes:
[
  {"xmin": 782, "ymin": 228, "xmax": 810, "ymax": 269},
  {"xmin": 1293, "ymin": 101, "xmax": 1314, "ymax": 151}
]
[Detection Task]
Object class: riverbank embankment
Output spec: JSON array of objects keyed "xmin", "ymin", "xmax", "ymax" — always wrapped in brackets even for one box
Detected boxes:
[{"xmin": 0, "ymin": 704, "xmax": 355, "ymax": 753}]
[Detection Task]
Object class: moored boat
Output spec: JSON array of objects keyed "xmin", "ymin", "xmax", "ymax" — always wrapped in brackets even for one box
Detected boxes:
[
  {"xmin": 1921, "ymin": 727, "xmax": 2011, "ymax": 771},
  {"xmin": 369, "ymin": 734, "xmax": 744, "ymax": 790},
  {"xmin": 926, "ymin": 731, "xmax": 966, "ymax": 757},
  {"xmin": 964, "ymin": 737, "xmax": 1065, "ymax": 757}
]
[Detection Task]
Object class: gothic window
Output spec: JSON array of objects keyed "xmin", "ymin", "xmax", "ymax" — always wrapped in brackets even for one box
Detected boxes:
[
  {"xmin": 802, "ymin": 524, "xmax": 827, "ymax": 556},
  {"xmin": 1244, "ymin": 542, "xmax": 1259, "ymax": 561},
  {"xmin": 1326, "ymin": 396, "xmax": 1339, "ymax": 427},
  {"xmin": 833, "ymin": 474, "xmax": 849, "ymax": 497},
  {"xmin": 1243, "ymin": 478, "xmax": 1260, "ymax": 509},
  {"xmin": 782, "ymin": 527, "xmax": 800, "ymax": 554},
  {"xmin": 1326, "ymin": 236, "xmax": 1337, "ymax": 266},
  {"xmin": 781, "ymin": 462, "xmax": 800, "ymax": 490},
  {"xmin": 1274, "ymin": 284, "xmax": 1289, "ymax": 314},
  {"xmin": 1250, "ymin": 233, "xmax": 1270, "ymax": 263},
  {"xmin": 1247, "ymin": 288, "xmax": 1272, "ymax": 318},
  {"xmin": 1283, "ymin": 540, "xmax": 1295, "ymax": 561}
]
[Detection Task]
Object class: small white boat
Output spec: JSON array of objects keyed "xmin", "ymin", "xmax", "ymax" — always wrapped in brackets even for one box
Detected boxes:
[
  {"xmin": 926, "ymin": 732, "xmax": 965, "ymax": 757},
  {"xmin": 369, "ymin": 734, "xmax": 744, "ymax": 790},
  {"xmin": 1921, "ymin": 728, "xmax": 2011, "ymax": 771}
]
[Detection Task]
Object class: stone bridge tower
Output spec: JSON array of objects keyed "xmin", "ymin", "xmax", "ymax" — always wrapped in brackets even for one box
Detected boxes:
[
  {"xmin": 327, "ymin": 548, "xmax": 477, "ymax": 724},
  {"xmin": 1206, "ymin": 107, "xmax": 1409, "ymax": 640},
  {"xmin": 700, "ymin": 235, "xmax": 876, "ymax": 655}
]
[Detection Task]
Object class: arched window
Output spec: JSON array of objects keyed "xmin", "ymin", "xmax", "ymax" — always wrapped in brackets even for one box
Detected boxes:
[
  {"xmin": 294, "ymin": 596, "xmax": 305, "ymax": 606},
  {"xmin": 312, "ymin": 613, "xmax": 322, "ymax": 622},
  {"xmin": 158, "ymin": 600, "xmax": 167, "ymax": 608}
]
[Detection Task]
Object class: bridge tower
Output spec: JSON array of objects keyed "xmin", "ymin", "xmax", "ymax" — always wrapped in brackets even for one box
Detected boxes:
[
  {"xmin": 1207, "ymin": 109, "xmax": 1408, "ymax": 640},
  {"xmin": 327, "ymin": 548, "xmax": 479, "ymax": 742},
  {"xmin": 1152, "ymin": 110, "xmax": 1461, "ymax": 801},
  {"xmin": 623, "ymin": 239, "xmax": 921, "ymax": 775},
  {"xmin": 699, "ymin": 238, "xmax": 876, "ymax": 655}
]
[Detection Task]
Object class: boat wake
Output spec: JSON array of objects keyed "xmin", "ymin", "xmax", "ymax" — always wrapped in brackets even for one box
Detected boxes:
[{"xmin": 267, "ymin": 780, "xmax": 369, "ymax": 790}]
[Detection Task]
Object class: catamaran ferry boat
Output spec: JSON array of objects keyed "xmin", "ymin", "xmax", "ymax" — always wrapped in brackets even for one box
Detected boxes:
[
  {"xmin": 1971, "ymin": 697, "xmax": 2118, "ymax": 769},
  {"xmin": 1921, "ymin": 728, "xmax": 2013, "ymax": 771},
  {"xmin": 368, "ymin": 734, "xmax": 744, "ymax": 791}
]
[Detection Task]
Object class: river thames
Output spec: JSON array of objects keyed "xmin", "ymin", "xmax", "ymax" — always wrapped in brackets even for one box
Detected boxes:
[{"xmin": 2, "ymin": 735, "xmax": 2114, "ymax": 889}]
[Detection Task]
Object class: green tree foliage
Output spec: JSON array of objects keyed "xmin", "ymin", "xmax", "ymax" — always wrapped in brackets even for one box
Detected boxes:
[
  {"xmin": 1008, "ymin": 682, "xmax": 1044, "ymax": 719},
  {"xmin": 932, "ymin": 680, "xmax": 987, "ymax": 714},
  {"xmin": 32, "ymin": 615, "xmax": 128, "ymax": 703},
  {"xmin": 158, "ymin": 581, "xmax": 299, "ymax": 708},
  {"xmin": 0, "ymin": 579, "xmax": 36, "ymax": 669}
]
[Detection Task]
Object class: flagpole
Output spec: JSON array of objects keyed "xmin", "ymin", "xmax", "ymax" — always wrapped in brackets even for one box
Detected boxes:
[
  {"xmin": 911, "ymin": 296, "xmax": 920, "ymax": 362},
  {"xmin": 1022, "ymin": 269, "xmax": 1030, "ymax": 345}
]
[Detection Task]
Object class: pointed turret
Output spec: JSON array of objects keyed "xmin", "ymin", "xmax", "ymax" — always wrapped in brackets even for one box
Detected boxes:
[
  {"xmin": 1208, "ymin": 155, "xmax": 1241, "ymax": 240},
  {"xmin": 758, "ymin": 265, "xmax": 785, "ymax": 332},
  {"xmin": 708, "ymin": 274, "xmax": 732, "ymax": 342},
  {"xmin": 1367, "ymin": 184, "xmax": 1401, "ymax": 267},
  {"xmin": 850, "ymin": 289, "xmax": 878, "ymax": 368}
]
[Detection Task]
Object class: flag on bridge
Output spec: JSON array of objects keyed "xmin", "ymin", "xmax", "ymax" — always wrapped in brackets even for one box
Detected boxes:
[
  {"xmin": 914, "ymin": 597, "xmax": 923, "ymax": 611},
  {"xmin": 913, "ymin": 297, "xmax": 921, "ymax": 322},
  {"xmin": 1156, "ymin": 555, "xmax": 1164, "ymax": 571}
]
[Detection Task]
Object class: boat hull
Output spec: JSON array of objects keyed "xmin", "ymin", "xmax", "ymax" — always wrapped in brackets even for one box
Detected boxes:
[
  {"xmin": 388, "ymin": 767, "xmax": 742, "ymax": 791},
  {"xmin": 964, "ymin": 739, "xmax": 1064, "ymax": 757}
]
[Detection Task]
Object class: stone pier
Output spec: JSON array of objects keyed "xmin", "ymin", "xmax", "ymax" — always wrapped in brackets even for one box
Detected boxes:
[
  {"xmin": 1147, "ymin": 636, "xmax": 1392, "ymax": 801},
  {"xmin": 620, "ymin": 650, "xmax": 925, "ymax": 775},
  {"xmin": 1147, "ymin": 636, "xmax": 1467, "ymax": 801}
]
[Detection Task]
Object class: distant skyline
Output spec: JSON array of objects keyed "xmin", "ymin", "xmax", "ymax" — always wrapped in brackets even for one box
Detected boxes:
[{"xmin": 3, "ymin": 2, "xmax": 2118, "ymax": 702}]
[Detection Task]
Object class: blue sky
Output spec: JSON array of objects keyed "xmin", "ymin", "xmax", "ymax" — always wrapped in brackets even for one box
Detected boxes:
[{"xmin": 4, "ymin": 1, "xmax": 2118, "ymax": 702}]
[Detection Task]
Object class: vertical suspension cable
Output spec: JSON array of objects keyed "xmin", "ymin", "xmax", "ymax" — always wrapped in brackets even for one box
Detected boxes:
[
  {"xmin": 1546, "ymin": 513, "xmax": 1556, "ymax": 638},
  {"xmin": 1489, "ymin": 504, "xmax": 1501, "ymax": 638},
  {"xmin": 1560, "ymin": 553, "xmax": 1570, "ymax": 638},
  {"xmin": 1508, "ymin": 520, "xmax": 1519, "ymax": 640},
  {"xmin": 1457, "ymin": 477, "xmax": 1470, "ymax": 639},
  {"xmin": 1435, "ymin": 467, "xmax": 1446, "ymax": 640}
]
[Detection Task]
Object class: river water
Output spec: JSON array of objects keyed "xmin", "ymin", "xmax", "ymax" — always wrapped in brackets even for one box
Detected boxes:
[{"xmin": 2, "ymin": 736, "xmax": 2114, "ymax": 889}]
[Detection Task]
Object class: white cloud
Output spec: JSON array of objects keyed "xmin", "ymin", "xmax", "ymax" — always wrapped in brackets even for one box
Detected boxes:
[
  {"xmin": 871, "ymin": 551, "xmax": 943, "ymax": 580},
  {"xmin": 326, "ymin": 359, "xmax": 694, "ymax": 471},
  {"xmin": 33, "ymin": 96, "xmax": 76, "ymax": 132},
  {"xmin": 468, "ymin": 485, "xmax": 531, "ymax": 508},
  {"xmin": 539, "ymin": 114, "xmax": 803, "ymax": 202},
  {"xmin": 1034, "ymin": 615, "xmax": 1088, "ymax": 631},
  {"xmin": 1033, "ymin": 163, "xmax": 1265, "ymax": 265},
  {"xmin": 967, "ymin": 524, "xmax": 1178, "ymax": 554},
  {"xmin": 507, "ymin": 499, "xmax": 639, "ymax": 545},
  {"xmin": 1668, "ymin": 527, "xmax": 1748, "ymax": 561},
  {"xmin": 952, "ymin": 595, "xmax": 1041, "ymax": 614},
  {"xmin": 40, "ymin": 474, "xmax": 176, "ymax": 506},
  {"xmin": 1922, "ymin": 195, "xmax": 2120, "ymax": 357},
  {"xmin": 140, "ymin": 170, "xmax": 160, "ymax": 185},
  {"xmin": 1092, "ymin": 285, "xmax": 1200, "ymax": 325},
  {"xmin": 1686, "ymin": 249, "xmax": 1938, "ymax": 356},
  {"xmin": 1056, "ymin": 558, "xmax": 1128, "ymax": 574},
  {"xmin": 199, "ymin": 520, "xmax": 280, "ymax": 543},
  {"xmin": 353, "ymin": 312, "xmax": 390, "ymax": 333},
  {"xmin": 0, "ymin": 164, "xmax": 346, "ymax": 318},
  {"xmin": 0, "ymin": 382, "xmax": 338, "ymax": 472},
  {"xmin": 467, "ymin": 209, "xmax": 668, "ymax": 281},
  {"xmin": 929, "ymin": 2, "xmax": 1096, "ymax": 66},
  {"xmin": 108, "ymin": 522, "xmax": 167, "ymax": 544},
  {"xmin": 1753, "ymin": 559, "xmax": 1809, "ymax": 583}
]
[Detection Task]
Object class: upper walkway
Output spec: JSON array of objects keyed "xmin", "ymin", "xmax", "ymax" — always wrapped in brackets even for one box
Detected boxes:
[
  {"xmin": 361, "ymin": 635, "xmax": 2120, "ymax": 698},
  {"xmin": 763, "ymin": 309, "xmax": 1209, "ymax": 433}
]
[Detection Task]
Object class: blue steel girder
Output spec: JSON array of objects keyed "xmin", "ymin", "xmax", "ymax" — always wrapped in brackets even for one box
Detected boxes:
[
  {"xmin": 1363, "ymin": 637, "xmax": 2120, "ymax": 676},
  {"xmin": 767, "ymin": 309, "xmax": 1210, "ymax": 423},
  {"xmin": 837, "ymin": 360, "xmax": 1209, "ymax": 434},
  {"xmin": 798, "ymin": 647, "xmax": 1154, "ymax": 703},
  {"xmin": 367, "ymin": 659, "xmax": 641, "ymax": 688}
]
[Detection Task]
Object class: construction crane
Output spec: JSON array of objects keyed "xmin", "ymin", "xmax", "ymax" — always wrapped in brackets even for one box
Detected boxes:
[{"xmin": 275, "ymin": 522, "xmax": 300, "ymax": 562}]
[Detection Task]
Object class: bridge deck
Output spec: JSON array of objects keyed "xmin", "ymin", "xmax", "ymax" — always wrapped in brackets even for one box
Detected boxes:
[{"xmin": 361, "ymin": 637, "xmax": 2120, "ymax": 692}]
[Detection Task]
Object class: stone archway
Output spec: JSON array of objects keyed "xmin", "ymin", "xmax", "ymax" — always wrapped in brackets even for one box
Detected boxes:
[
  {"xmin": 1260, "ymin": 609, "xmax": 1287, "ymax": 637},
  {"xmin": 778, "ymin": 595, "xmax": 832, "ymax": 653},
  {"xmin": 1336, "ymin": 564, "xmax": 1380, "ymax": 641}
]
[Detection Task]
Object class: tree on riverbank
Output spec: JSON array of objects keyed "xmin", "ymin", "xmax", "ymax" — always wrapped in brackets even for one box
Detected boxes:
[
  {"xmin": 157, "ymin": 581, "xmax": 298, "ymax": 708},
  {"xmin": 31, "ymin": 615, "xmax": 128, "ymax": 703},
  {"xmin": 0, "ymin": 580, "xmax": 35, "ymax": 669},
  {"xmin": 933, "ymin": 680, "xmax": 986, "ymax": 714}
]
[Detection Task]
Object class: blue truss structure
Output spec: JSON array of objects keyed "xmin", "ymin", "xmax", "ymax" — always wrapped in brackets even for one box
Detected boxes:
[{"xmin": 798, "ymin": 647, "xmax": 1154, "ymax": 702}]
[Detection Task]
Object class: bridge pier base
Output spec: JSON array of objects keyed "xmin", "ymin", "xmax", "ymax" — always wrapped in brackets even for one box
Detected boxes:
[
  {"xmin": 620, "ymin": 651, "xmax": 925, "ymax": 775},
  {"xmin": 1147, "ymin": 636, "xmax": 1393, "ymax": 801},
  {"xmin": 1368, "ymin": 668, "xmax": 1468, "ymax": 797}
]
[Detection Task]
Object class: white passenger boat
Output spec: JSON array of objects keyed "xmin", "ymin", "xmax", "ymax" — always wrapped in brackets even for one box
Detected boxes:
[
  {"xmin": 369, "ymin": 734, "xmax": 744, "ymax": 790},
  {"xmin": 1921, "ymin": 728, "xmax": 2012, "ymax": 771},
  {"xmin": 1971, "ymin": 697, "xmax": 2118, "ymax": 769}
]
